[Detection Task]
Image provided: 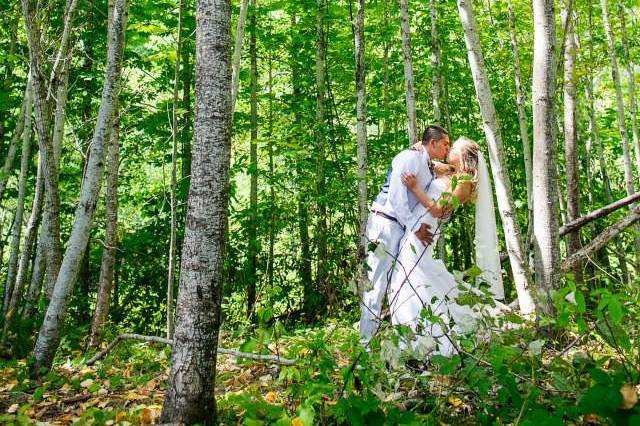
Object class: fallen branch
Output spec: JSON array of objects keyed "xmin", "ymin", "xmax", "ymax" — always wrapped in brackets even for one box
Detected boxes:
[
  {"xmin": 559, "ymin": 193, "xmax": 640, "ymax": 236},
  {"xmin": 86, "ymin": 333, "xmax": 295, "ymax": 366},
  {"xmin": 561, "ymin": 209, "xmax": 640, "ymax": 272}
]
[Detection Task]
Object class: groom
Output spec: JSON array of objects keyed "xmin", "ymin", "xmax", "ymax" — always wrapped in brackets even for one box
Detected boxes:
[{"xmin": 360, "ymin": 125, "xmax": 450, "ymax": 347}]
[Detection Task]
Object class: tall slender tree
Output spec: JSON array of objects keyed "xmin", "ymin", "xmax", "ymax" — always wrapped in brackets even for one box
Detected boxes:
[
  {"xmin": 32, "ymin": 0, "xmax": 128, "ymax": 375},
  {"xmin": 457, "ymin": 0, "xmax": 535, "ymax": 314},
  {"xmin": 247, "ymin": 0, "xmax": 258, "ymax": 319},
  {"xmin": 353, "ymin": 0, "xmax": 368, "ymax": 294},
  {"xmin": 399, "ymin": 0, "xmax": 417, "ymax": 145},
  {"xmin": 313, "ymin": 0, "xmax": 328, "ymax": 313},
  {"xmin": 600, "ymin": 0, "xmax": 640, "ymax": 263},
  {"xmin": 562, "ymin": 1, "xmax": 582, "ymax": 282},
  {"xmin": 160, "ymin": 0, "xmax": 232, "ymax": 421},
  {"xmin": 506, "ymin": 0, "xmax": 533, "ymax": 249},
  {"xmin": 532, "ymin": 0, "xmax": 560, "ymax": 313}
]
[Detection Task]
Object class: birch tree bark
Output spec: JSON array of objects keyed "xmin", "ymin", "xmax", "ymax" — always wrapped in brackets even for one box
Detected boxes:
[
  {"xmin": 247, "ymin": 0, "xmax": 258, "ymax": 318},
  {"xmin": 165, "ymin": 0, "xmax": 184, "ymax": 341},
  {"xmin": 399, "ymin": 0, "xmax": 418, "ymax": 145},
  {"xmin": 159, "ymin": 0, "xmax": 232, "ymax": 421},
  {"xmin": 532, "ymin": 0, "xmax": 560, "ymax": 313},
  {"xmin": 88, "ymin": 109, "xmax": 120, "ymax": 348},
  {"xmin": 456, "ymin": 0, "xmax": 535, "ymax": 314},
  {"xmin": 3, "ymin": 78, "xmax": 33, "ymax": 316},
  {"xmin": 231, "ymin": 0, "xmax": 249, "ymax": 113},
  {"xmin": 506, "ymin": 0, "xmax": 533, "ymax": 249},
  {"xmin": 617, "ymin": 4, "xmax": 640, "ymax": 179},
  {"xmin": 354, "ymin": 0, "xmax": 368, "ymax": 296},
  {"xmin": 600, "ymin": 0, "xmax": 640, "ymax": 263},
  {"xmin": 562, "ymin": 1, "xmax": 582, "ymax": 282},
  {"xmin": 0, "ymin": 96, "xmax": 27, "ymax": 202},
  {"xmin": 4, "ymin": 155, "xmax": 44, "ymax": 337},
  {"xmin": 32, "ymin": 0, "xmax": 128, "ymax": 375},
  {"xmin": 21, "ymin": 0, "xmax": 63, "ymax": 301}
]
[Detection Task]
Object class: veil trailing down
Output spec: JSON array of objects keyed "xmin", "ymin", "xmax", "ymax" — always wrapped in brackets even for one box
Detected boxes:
[
  {"xmin": 387, "ymin": 145, "xmax": 509, "ymax": 359},
  {"xmin": 473, "ymin": 152, "xmax": 504, "ymax": 300}
]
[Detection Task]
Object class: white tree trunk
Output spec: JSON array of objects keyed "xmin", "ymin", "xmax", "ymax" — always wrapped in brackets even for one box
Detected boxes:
[
  {"xmin": 0, "ymin": 94, "xmax": 28, "ymax": 201},
  {"xmin": 532, "ymin": 0, "xmax": 560, "ymax": 313},
  {"xmin": 456, "ymin": 0, "xmax": 535, "ymax": 315},
  {"xmin": 399, "ymin": 0, "xmax": 418, "ymax": 146},
  {"xmin": 160, "ymin": 0, "xmax": 232, "ymax": 421},
  {"xmin": 354, "ymin": 0, "xmax": 368, "ymax": 296},
  {"xmin": 3, "ymin": 77, "xmax": 33, "ymax": 315},
  {"xmin": 230, "ymin": 0, "xmax": 249, "ymax": 113},
  {"xmin": 32, "ymin": 0, "xmax": 128, "ymax": 375}
]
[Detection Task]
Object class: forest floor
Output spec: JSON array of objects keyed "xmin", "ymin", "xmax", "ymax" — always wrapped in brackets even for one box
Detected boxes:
[{"xmin": 0, "ymin": 317, "xmax": 639, "ymax": 425}]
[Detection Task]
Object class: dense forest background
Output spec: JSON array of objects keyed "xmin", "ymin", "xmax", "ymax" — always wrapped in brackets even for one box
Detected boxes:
[{"xmin": 1, "ymin": 0, "xmax": 640, "ymax": 424}]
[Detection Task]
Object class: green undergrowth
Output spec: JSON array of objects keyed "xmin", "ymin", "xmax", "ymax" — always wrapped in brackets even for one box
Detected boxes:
[{"xmin": 1, "ymin": 282, "xmax": 639, "ymax": 425}]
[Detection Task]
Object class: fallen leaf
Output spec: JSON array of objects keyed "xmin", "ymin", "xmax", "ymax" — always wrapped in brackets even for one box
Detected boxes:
[
  {"xmin": 7, "ymin": 403, "xmax": 18, "ymax": 413},
  {"xmin": 140, "ymin": 405, "xmax": 162, "ymax": 425},
  {"xmin": 448, "ymin": 396, "xmax": 463, "ymax": 408},
  {"xmin": 291, "ymin": 417, "xmax": 304, "ymax": 426},
  {"xmin": 264, "ymin": 391, "xmax": 279, "ymax": 404},
  {"xmin": 620, "ymin": 384, "xmax": 638, "ymax": 410},
  {"xmin": 80, "ymin": 378, "xmax": 94, "ymax": 388}
]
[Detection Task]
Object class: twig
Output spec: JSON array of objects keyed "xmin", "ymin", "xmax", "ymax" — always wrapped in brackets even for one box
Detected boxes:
[{"xmin": 85, "ymin": 333, "xmax": 295, "ymax": 366}]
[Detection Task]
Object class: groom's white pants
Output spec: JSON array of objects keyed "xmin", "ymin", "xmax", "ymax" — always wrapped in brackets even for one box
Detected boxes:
[{"xmin": 359, "ymin": 213, "xmax": 404, "ymax": 347}]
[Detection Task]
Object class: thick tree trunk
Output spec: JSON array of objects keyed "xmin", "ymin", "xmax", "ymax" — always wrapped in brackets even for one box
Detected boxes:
[
  {"xmin": 165, "ymin": 0, "xmax": 184, "ymax": 341},
  {"xmin": 32, "ymin": 0, "xmax": 128, "ymax": 375},
  {"xmin": 600, "ymin": 0, "xmax": 640, "ymax": 265},
  {"xmin": 0, "ymin": 96, "xmax": 27, "ymax": 201},
  {"xmin": 532, "ymin": 0, "xmax": 560, "ymax": 313},
  {"xmin": 230, "ymin": 0, "xmax": 249, "ymax": 113},
  {"xmin": 3, "ymin": 79, "xmax": 33, "ymax": 316},
  {"xmin": 354, "ymin": 0, "xmax": 368, "ymax": 296},
  {"xmin": 247, "ymin": 0, "xmax": 258, "ymax": 319},
  {"xmin": 617, "ymin": 4, "xmax": 640, "ymax": 179},
  {"xmin": 88, "ymin": 109, "xmax": 120, "ymax": 348},
  {"xmin": 457, "ymin": 0, "xmax": 535, "ymax": 314},
  {"xmin": 398, "ymin": 0, "xmax": 417, "ymax": 146},
  {"xmin": 562, "ymin": 1, "xmax": 582, "ymax": 282},
  {"xmin": 314, "ymin": 0, "xmax": 328, "ymax": 312},
  {"xmin": 159, "ymin": 0, "xmax": 232, "ymax": 422},
  {"xmin": 506, "ymin": 0, "xmax": 533, "ymax": 250},
  {"xmin": 23, "ymin": 228, "xmax": 46, "ymax": 316}
]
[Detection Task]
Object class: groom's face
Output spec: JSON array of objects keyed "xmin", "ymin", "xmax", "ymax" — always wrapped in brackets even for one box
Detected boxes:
[{"xmin": 430, "ymin": 135, "xmax": 450, "ymax": 161}]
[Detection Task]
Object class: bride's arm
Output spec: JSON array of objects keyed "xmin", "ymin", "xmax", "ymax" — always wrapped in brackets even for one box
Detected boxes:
[
  {"xmin": 432, "ymin": 161, "xmax": 455, "ymax": 177},
  {"xmin": 400, "ymin": 173, "xmax": 447, "ymax": 218}
]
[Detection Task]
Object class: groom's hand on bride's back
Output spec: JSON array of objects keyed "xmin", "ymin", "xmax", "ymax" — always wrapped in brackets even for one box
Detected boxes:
[{"xmin": 414, "ymin": 223, "xmax": 434, "ymax": 246}]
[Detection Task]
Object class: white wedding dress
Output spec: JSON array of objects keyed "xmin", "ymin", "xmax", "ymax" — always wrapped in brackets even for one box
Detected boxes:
[{"xmin": 388, "ymin": 155, "xmax": 509, "ymax": 358}]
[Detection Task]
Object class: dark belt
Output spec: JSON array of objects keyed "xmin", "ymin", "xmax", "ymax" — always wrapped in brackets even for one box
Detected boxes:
[{"xmin": 372, "ymin": 210, "xmax": 405, "ymax": 230}]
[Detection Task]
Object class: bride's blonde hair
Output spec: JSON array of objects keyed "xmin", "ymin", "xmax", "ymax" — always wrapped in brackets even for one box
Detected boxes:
[{"xmin": 452, "ymin": 136, "xmax": 480, "ymax": 182}]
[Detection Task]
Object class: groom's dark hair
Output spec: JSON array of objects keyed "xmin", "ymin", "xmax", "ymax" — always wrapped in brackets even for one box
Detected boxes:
[{"xmin": 421, "ymin": 125, "xmax": 449, "ymax": 145}]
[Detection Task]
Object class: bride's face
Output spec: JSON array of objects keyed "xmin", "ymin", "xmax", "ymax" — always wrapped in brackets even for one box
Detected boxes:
[{"xmin": 447, "ymin": 147, "xmax": 462, "ymax": 171}]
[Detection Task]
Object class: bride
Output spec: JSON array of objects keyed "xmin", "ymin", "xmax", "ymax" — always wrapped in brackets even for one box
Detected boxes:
[{"xmin": 388, "ymin": 137, "xmax": 508, "ymax": 358}]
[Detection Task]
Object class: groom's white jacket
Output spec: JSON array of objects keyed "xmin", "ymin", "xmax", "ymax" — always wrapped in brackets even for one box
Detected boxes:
[{"xmin": 372, "ymin": 148, "xmax": 434, "ymax": 231}]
